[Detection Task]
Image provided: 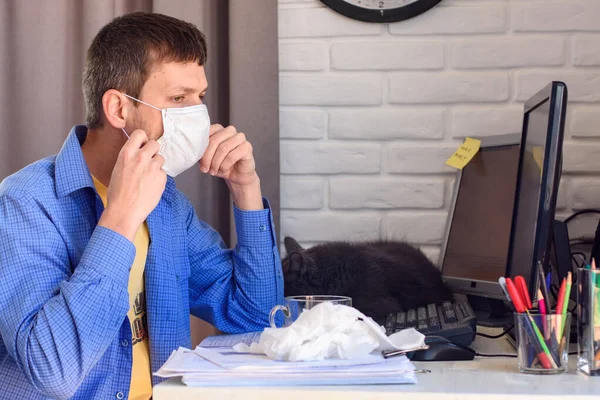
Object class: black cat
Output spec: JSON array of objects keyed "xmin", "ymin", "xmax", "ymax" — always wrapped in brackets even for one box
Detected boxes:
[{"xmin": 282, "ymin": 237, "xmax": 453, "ymax": 321}]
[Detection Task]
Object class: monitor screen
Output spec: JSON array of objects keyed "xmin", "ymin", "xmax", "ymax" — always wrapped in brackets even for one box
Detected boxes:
[{"xmin": 442, "ymin": 144, "xmax": 520, "ymax": 283}]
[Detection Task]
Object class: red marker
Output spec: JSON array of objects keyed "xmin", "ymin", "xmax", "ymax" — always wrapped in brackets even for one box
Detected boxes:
[
  {"xmin": 555, "ymin": 278, "xmax": 566, "ymax": 314},
  {"xmin": 514, "ymin": 276, "xmax": 532, "ymax": 310},
  {"xmin": 537, "ymin": 352, "xmax": 553, "ymax": 370},
  {"xmin": 505, "ymin": 277, "xmax": 526, "ymax": 313}
]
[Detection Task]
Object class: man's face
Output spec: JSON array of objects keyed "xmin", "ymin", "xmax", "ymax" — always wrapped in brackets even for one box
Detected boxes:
[{"xmin": 128, "ymin": 61, "xmax": 208, "ymax": 141}]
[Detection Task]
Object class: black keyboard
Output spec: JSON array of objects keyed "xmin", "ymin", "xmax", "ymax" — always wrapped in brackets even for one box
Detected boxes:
[{"xmin": 383, "ymin": 300, "xmax": 477, "ymax": 347}]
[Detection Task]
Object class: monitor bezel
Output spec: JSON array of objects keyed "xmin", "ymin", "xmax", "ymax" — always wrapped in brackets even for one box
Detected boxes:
[
  {"xmin": 439, "ymin": 133, "xmax": 522, "ymax": 300},
  {"xmin": 506, "ymin": 81, "xmax": 568, "ymax": 299}
]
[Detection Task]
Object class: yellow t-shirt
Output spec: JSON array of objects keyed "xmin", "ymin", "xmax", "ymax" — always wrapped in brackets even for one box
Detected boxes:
[{"xmin": 92, "ymin": 176, "xmax": 153, "ymax": 400}]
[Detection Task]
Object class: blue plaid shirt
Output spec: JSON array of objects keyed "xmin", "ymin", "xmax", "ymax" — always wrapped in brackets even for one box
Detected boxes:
[{"xmin": 0, "ymin": 125, "xmax": 283, "ymax": 399}]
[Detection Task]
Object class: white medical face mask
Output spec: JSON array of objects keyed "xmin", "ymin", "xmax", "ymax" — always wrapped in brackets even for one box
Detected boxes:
[{"xmin": 122, "ymin": 93, "xmax": 211, "ymax": 177}]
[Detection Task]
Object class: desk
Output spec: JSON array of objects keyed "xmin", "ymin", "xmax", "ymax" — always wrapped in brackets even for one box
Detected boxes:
[{"xmin": 153, "ymin": 328, "xmax": 600, "ymax": 399}]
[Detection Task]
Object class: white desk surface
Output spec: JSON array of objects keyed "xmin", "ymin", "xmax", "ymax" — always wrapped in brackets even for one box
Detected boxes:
[{"xmin": 153, "ymin": 328, "xmax": 600, "ymax": 399}]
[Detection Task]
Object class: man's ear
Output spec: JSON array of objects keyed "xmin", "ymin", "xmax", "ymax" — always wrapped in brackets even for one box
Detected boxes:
[
  {"xmin": 283, "ymin": 251, "xmax": 305, "ymax": 282},
  {"xmin": 284, "ymin": 236, "xmax": 304, "ymax": 254},
  {"xmin": 101, "ymin": 89, "xmax": 129, "ymax": 129}
]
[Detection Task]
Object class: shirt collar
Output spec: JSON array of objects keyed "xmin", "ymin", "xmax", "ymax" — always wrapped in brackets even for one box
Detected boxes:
[{"xmin": 55, "ymin": 125, "xmax": 176, "ymax": 202}]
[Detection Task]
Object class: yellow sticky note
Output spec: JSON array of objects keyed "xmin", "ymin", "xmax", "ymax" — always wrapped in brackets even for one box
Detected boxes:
[
  {"xmin": 445, "ymin": 137, "xmax": 481, "ymax": 170},
  {"xmin": 532, "ymin": 146, "xmax": 544, "ymax": 171}
]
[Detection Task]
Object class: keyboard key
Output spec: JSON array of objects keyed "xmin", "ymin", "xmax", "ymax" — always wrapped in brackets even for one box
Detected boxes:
[
  {"xmin": 427, "ymin": 303, "xmax": 438, "ymax": 318},
  {"xmin": 385, "ymin": 313, "xmax": 396, "ymax": 333},
  {"xmin": 396, "ymin": 312, "xmax": 406, "ymax": 325},
  {"xmin": 444, "ymin": 309, "xmax": 458, "ymax": 323},
  {"xmin": 417, "ymin": 307, "xmax": 428, "ymax": 329},
  {"xmin": 406, "ymin": 309, "xmax": 417, "ymax": 327},
  {"xmin": 427, "ymin": 305, "xmax": 439, "ymax": 327},
  {"xmin": 395, "ymin": 312, "xmax": 407, "ymax": 330},
  {"xmin": 442, "ymin": 301, "xmax": 453, "ymax": 312}
]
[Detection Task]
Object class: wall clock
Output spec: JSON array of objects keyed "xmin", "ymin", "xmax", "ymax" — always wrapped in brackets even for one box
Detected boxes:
[{"xmin": 320, "ymin": 0, "xmax": 443, "ymax": 23}]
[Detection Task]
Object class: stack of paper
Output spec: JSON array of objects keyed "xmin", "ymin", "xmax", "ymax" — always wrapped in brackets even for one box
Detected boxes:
[{"xmin": 155, "ymin": 333, "xmax": 417, "ymax": 387}]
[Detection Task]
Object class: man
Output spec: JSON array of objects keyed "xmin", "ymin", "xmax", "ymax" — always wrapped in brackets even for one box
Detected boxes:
[{"xmin": 0, "ymin": 12, "xmax": 282, "ymax": 400}]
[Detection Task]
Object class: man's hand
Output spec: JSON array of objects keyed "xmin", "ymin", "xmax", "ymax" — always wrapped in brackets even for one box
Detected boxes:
[
  {"xmin": 98, "ymin": 129, "xmax": 167, "ymax": 242},
  {"xmin": 199, "ymin": 124, "xmax": 263, "ymax": 210}
]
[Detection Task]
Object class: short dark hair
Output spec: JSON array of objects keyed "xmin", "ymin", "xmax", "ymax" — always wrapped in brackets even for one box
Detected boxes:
[{"xmin": 82, "ymin": 12, "xmax": 208, "ymax": 129}]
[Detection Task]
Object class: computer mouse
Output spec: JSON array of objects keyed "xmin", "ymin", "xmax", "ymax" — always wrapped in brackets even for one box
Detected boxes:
[{"xmin": 409, "ymin": 336, "xmax": 475, "ymax": 362}]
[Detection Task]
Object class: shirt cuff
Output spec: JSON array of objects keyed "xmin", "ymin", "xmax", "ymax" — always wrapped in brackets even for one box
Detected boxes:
[
  {"xmin": 72, "ymin": 226, "xmax": 136, "ymax": 289},
  {"xmin": 233, "ymin": 198, "xmax": 276, "ymax": 247}
]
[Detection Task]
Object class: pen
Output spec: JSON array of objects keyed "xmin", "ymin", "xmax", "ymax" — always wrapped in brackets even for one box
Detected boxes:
[
  {"xmin": 538, "ymin": 262, "xmax": 551, "ymax": 314},
  {"xmin": 498, "ymin": 277, "xmax": 511, "ymax": 302},
  {"xmin": 555, "ymin": 278, "xmax": 567, "ymax": 342},
  {"xmin": 382, "ymin": 344, "xmax": 430, "ymax": 359},
  {"xmin": 560, "ymin": 272, "xmax": 572, "ymax": 338},
  {"xmin": 538, "ymin": 289, "xmax": 548, "ymax": 340}
]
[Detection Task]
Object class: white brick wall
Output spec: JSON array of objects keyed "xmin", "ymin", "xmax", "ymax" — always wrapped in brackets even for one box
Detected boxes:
[{"xmin": 278, "ymin": 0, "xmax": 600, "ymax": 261}]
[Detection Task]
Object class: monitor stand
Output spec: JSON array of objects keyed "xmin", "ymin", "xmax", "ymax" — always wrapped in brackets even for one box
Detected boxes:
[{"xmin": 467, "ymin": 295, "xmax": 513, "ymax": 327}]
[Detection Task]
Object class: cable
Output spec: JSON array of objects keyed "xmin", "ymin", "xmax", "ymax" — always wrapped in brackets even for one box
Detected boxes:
[
  {"xmin": 476, "ymin": 350, "xmax": 576, "ymax": 358},
  {"xmin": 563, "ymin": 209, "xmax": 600, "ymax": 225},
  {"xmin": 572, "ymin": 252, "xmax": 587, "ymax": 268},
  {"xmin": 571, "ymin": 254, "xmax": 584, "ymax": 269},
  {"xmin": 476, "ymin": 325, "xmax": 514, "ymax": 339},
  {"xmin": 475, "ymin": 352, "xmax": 517, "ymax": 358},
  {"xmin": 570, "ymin": 239, "xmax": 594, "ymax": 247}
]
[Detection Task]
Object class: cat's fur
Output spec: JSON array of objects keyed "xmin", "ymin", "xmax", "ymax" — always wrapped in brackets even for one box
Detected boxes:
[{"xmin": 282, "ymin": 237, "xmax": 453, "ymax": 321}]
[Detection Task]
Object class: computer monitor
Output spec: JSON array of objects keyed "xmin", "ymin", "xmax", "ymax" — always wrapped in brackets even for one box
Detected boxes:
[
  {"xmin": 440, "ymin": 134, "xmax": 521, "ymax": 301},
  {"xmin": 507, "ymin": 81, "xmax": 568, "ymax": 299},
  {"xmin": 440, "ymin": 81, "xmax": 568, "ymax": 309}
]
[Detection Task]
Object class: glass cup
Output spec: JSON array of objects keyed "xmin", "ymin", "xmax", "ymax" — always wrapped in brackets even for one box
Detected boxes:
[
  {"xmin": 515, "ymin": 312, "xmax": 571, "ymax": 374},
  {"xmin": 577, "ymin": 267, "xmax": 600, "ymax": 376},
  {"xmin": 269, "ymin": 295, "xmax": 352, "ymax": 328}
]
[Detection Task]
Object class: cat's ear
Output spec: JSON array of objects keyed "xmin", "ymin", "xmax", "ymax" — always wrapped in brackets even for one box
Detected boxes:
[
  {"xmin": 283, "ymin": 251, "xmax": 305, "ymax": 282},
  {"xmin": 284, "ymin": 236, "xmax": 304, "ymax": 254}
]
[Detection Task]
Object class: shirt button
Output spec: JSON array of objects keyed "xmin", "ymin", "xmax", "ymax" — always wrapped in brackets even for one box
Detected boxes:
[
  {"xmin": 116, "ymin": 392, "xmax": 124, "ymax": 399},
  {"xmin": 121, "ymin": 339, "xmax": 129, "ymax": 347},
  {"xmin": 259, "ymin": 224, "xmax": 266, "ymax": 232}
]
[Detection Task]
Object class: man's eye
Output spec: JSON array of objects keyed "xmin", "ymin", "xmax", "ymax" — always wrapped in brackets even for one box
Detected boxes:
[{"xmin": 173, "ymin": 96, "xmax": 184, "ymax": 103}]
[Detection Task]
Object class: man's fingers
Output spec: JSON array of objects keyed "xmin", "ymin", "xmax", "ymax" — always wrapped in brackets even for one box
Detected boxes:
[
  {"xmin": 209, "ymin": 132, "xmax": 246, "ymax": 175},
  {"xmin": 209, "ymin": 124, "xmax": 225, "ymax": 136},
  {"xmin": 218, "ymin": 141, "xmax": 252, "ymax": 175},
  {"xmin": 123, "ymin": 129, "xmax": 149, "ymax": 152},
  {"xmin": 200, "ymin": 125, "xmax": 238, "ymax": 172},
  {"xmin": 139, "ymin": 139, "xmax": 161, "ymax": 160},
  {"xmin": 152, "ymin": 154, "xmax": 166, "ymax": 169}
]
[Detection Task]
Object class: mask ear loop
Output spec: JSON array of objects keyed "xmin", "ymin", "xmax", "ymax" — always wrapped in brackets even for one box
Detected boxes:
[
  {"xmin": 122, "ymin": 93, "xmax": 162, "ymax": 112},
  {"xmin": 121, "ymin": 93, "xmax": 163, "ymax": 140}
]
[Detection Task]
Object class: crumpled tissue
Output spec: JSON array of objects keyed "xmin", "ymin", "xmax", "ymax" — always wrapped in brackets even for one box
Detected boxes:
[{"xmin": 233, "ymin": 302, "xmax": 425, "ymax": 362}]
